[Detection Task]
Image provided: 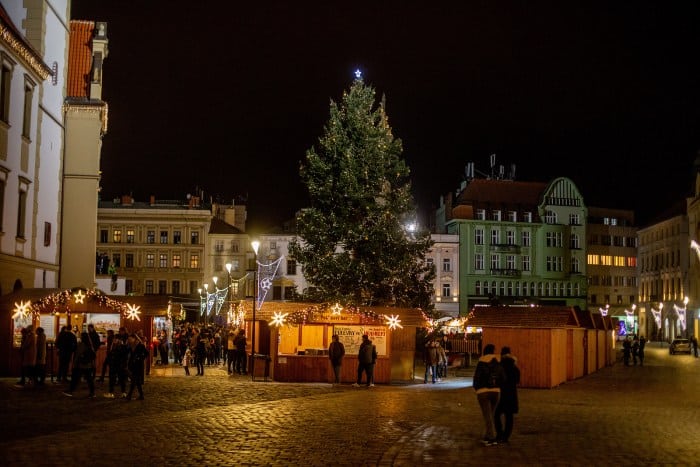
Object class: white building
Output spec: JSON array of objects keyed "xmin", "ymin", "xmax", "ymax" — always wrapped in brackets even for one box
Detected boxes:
[
  {"xmin": 428, "ymin": 234, "xmax": 460, "ymax": 317},
  {"xmin": 0, "ymin": 2, "xmax": 67, "ymax": 294}
]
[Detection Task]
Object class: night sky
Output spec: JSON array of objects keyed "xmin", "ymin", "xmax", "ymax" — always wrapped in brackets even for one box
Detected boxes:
[{"xmin": 70, "ymin": 1, "xmax": 700, "ymax": 231}]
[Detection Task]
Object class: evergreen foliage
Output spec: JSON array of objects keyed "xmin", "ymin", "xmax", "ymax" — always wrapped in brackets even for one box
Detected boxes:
[{"xmin": 289, "ymin": 77, "xmax": 435, "ymax": 309}]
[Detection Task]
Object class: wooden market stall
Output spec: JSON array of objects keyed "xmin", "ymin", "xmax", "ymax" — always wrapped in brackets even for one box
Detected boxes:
[
  {"xmin": 236, "ymin": 301, "xmax": 429, "ymax": 384},
  {"xmin": 466, "ymin": 305, "xmax": 587, "ymax": 389},
  {"xmin": 0, "ymin": 288, "xmax": 171, "ymax": 377}
]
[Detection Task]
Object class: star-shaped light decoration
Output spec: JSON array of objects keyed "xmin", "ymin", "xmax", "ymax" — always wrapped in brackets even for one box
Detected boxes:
[
  {"xmin": 270, "ymin": 311, "xmax": 288, "ymax": 327},
  {"xmin": 125, "ymin": 303, "xmax": 141, "ymax": 321},
  {"xmin": 331, "ymin": 303, "xmax": 343, "ymax": 315},
  {"xmin": 12, "ymin": 301, "xmax": 31, "ymax": 320},
  {"xmin": 260, "ymin": 277, "xmax": 273, "ymax": 291},
  {"xmin": 73, "ymin": 290, "xmax": 85, "ymax": 304},
  {"xmin": 354, "ymin": 69, "xmax": 362, "ymax": 79},
  {"xmin": 385, "ymin": 314, "xmax": 403, "ymax": 330}
]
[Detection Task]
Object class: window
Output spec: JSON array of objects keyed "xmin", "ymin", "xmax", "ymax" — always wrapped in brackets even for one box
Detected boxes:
[
  {"xmin": 231, "ymin": 282, "xmax": 239, "ymax": 295},
  {"xmin": 146, "ymin": 253, "xmax": 154, "ymax": 267},
  {"xmin": 475, "ymin": 228, "xmax": 484, "ymax": 245},
  {"xmin": 16, "ymin": 185, "xmax": 27, "ymax": 238},
  {"xmin": 145, "ymin": 280, "xmax": 154, "ymax": 294},
  {"xmin": 0, "ymin": 172, "xmax": 5, "ymax": 231},
  {"xmin": 506, "ymin": 230, "xmax": 515, "ymax": 245},
  {"xmin": 113, "ymin": 230, "xmax": 122, "ymax": 243},
  {"xmin": 426, "ymin": 257, "xmax": 434, "ymax": 269},
  {"xmin": 173, "ymin": 231, "xmax": 181, "ymax": 244},
  {"xmin": 125, "ymin": 280, "xmax": 133, "ymax": 295},
  {"xmin": 126, "ymin": 230, "xmax": 134, "ymax": 243},
  {"xmin": 191, "ymin": 231, "xmax": 199, "ymax": 244},
  {"xmin": 476, "ymin": 209, "xmax": 486, "ymax": 220},
  {"xmin": 571, "ymin": 258, "xmax": 580, "ymax": 273},
  {"xmin": 100, "ymin": 229, "xmax": 108, "ymax": 243},
  {"xmin": 570, "ymin": 234, "xmax": 580, "ymax": 249},
  {"xmin": 189, "ymin": 281, "xmax": 198, "ymax": 293},
  {"xmin": 474, "ymin": 254, "xmax": 484, "ymax": 270},
  {"xmin": 523, "ymin": 212, "xmax": 532, "ymax": 223},
  {"xmin": 287, "ymin": 259, "xmax": 297, "ymax": 275},
  {"xmin": 112, "ymin": 253, "xmax": 121, "ymax": 267},
  {"xmin": 508, "ymin": 211, "xmax": 517, "ymax": 222},
  {"xmin": 491, "ymin": 254, "xmax": 500, "ymax": 270},
  {"xmin": 442, "ymin": 258, "xmax": 451, "ymax": 272},
  {"xmin": 491, "ymin": 229, "xmax": 500, "ymax": 245},
  {"xmin": 125, "ymin": 253, "xmax": 134, "ymax": 268},
  {"xmin": 475, "ymin": 281, "xmax": 481, "ymax": 295},
  {"xmin": 172, "ymin": 254, "xmax": 181, "ymax": 268},
  {"xmin": 215, "ymin": 240, "xmax": 224, "ymax": 252},
  {"xmin": 492, "ymin": 210, "xmax": 501, "ymax": 221},
  {"xmin": 569, "ymin": 213, "xmax": 580, "ymax": 225},
  {"xmin": 544, "ymin": 210, "xmax": 557, "ymax": 224},
  {"xmin": 146, "ymin": 231, "xmax": 155, "ymax": 244},
  {"xmin": 270, "ymin": 241, "xmax": 277, "ymax": 250},
  {"xmin": 231, "ymin": 241, "xmax": 239, "ymax": 253},
  {"xmin": 158, "ymin": 280, "xmax": 167, "ymax": 295},
  {"xmin": 172, "ymin": 281, "xmax": 180, "ymax": 295},
  {"xmin": 546, "ymin": 232, "xmax": 562, "ymax": 247},
  {"xmin": 601, "ymin": 235, "xmax": 612, "ymax": 246},
  {"xmin": 190, "ymin": 254, "xmax": 199, "ymax": 268},
  {"xmin": 22, "ymin": 80, "xmax": 33, "ymax": 138},
  {"xmin": 521, "ymin": 231, "xmax": 530, "ymax": 247},
  {"xmin": 613, "ymin": 236, "xmax": 624, "ymax": 247},
  {"xmin": 506, "ymin": 255, "xmax": 515, "ymax": 269},
  {"xmin": 159, "ymin": 254, "xmax": 167, "ymax": 268},
  {"xmin": 522, "ymin": 255, "xmax": 531, "ymax": 271},
  {"xmin": 442, "ymin": 283, "xmax": 451, "ymax": 297},
  {"xmin": 0, "ymin": 63, "xmax": 11, "ymax": 122},
  {"xmin": 43, "ymin": 222, "xmax": 51, "ymax": 246},
  {"xmin": 231, "ymin": 259, "xmax": 240, "ymax": 272},
  {"xmin": 160, "ymin": 231, "xmax": 168, "ymax": 244}
]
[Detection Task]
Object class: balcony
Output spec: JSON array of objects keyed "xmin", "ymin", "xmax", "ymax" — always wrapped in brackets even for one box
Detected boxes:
[
  {"xmin": 492, "ymin": 244, "xmax": 521, "ymax": 254},
  {"xmin": 490, "ymin": 268, "xmax": 521, "ymax": 278}
]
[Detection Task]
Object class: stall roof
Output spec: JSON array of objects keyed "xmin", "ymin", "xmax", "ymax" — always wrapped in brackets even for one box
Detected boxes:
[
  {"xmin": 573, "ymin": 308, "xmax": 596, "ymax": 329},
  {"xmin": 239, "ymin": 301, "xmax": 430, "ymax": 327},
  {"xmin": 467, "ymin": 306, "xmax": 581, "ymax": 328}
]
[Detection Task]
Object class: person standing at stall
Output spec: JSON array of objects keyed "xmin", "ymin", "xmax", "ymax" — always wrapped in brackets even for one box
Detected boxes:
[
  {"xmin": 55, "ymin": 325, "xmax": 77, "ymax": 384},
  {"xmin": 353, "ymin": 334, "xmax": 377, "ymax": 388},
  {"xmin": 234, "ymin": 329, "xmax": 248, "ymax": 375},
  {"xmin": 126, "ymin": 333, "xmax": 149, "ymax": 400},
  {"xmin": 328, "ymin": 334, "xmax": 345, "ymax": 386}
]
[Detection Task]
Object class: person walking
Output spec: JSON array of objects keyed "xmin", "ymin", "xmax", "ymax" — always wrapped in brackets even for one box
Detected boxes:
[
  {"xmin": 631, "ymin": 336, "xmax": 640, "ymax": 366},
  {"xmin": 55, "ymin": 325, "xmax": 77, "ymax": 384},
  {"xmin": 473, "ymin": 343, "xmax": 505, "ymax": 446},
  {"xmin": 692, "ymin": 335, "xmax": 699, "ymax": 358},
  {"xmin": 494, "ymin": 346, "xmax": 520, "ymax": 444},
  {"xmin": 424, "ymin": 339, "xmax": 439, "ymax": 384},
  {"xmin": 98, "ymin": 329, "xmax": 115, "ymax": 383},
  {"xmin": 63, "ymin": 332, "xmax": 96, "ymax": 398},
  {"xmin": 226, "ymin": 330, "xmax": 236, "ymax": 375},
  {"xmin": 126, "ymin": 333, "xmax": 149, "ymax": 400},
  {"xmin": 182, "ymin": 347, "xmax": 192, "ymax": 376},
  {"xmin": 328, "ymin": 334, "xmax": 345, "ymax": 385},
  {"xmin": 19, "ymin": 325, "xmax": 37, "ymax": 387},
  {"xmin": 233, "ymin": 329, "xmax": 248, "ymax": 375},
  {"xmin": 622, "ymin": 337, "xmax": 632, "ymax": 366},
  {"xmin": 638, "ymin": 336, "xmax": 647, "ymax": 365},
  {"xmin": 353, "ymin": 334, "xmax": 377, "ymax": 388}
]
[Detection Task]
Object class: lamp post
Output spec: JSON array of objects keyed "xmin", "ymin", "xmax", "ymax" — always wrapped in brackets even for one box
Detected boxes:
[
  {"xmin": 203, "ymin": 283, "xmax": 209, "ymax": 326},
  {"xmin": 212, "ymin": 276, "xmax": 219, "ymax": 322},
  {"xmin": 251, "ymin": 239, "xmax": 260, "ymax": 381},
  {"xmin": 226, "ymin": 262, "xmax": 232, "ymax": 325}
]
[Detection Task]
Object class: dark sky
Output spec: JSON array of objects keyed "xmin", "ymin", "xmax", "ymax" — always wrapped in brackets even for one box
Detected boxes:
[{"xmin": 70, "ymin": 1, "xmax": 700, "ymax": 231}]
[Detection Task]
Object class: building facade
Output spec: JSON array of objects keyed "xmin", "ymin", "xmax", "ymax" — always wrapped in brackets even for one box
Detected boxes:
[
  {"xmin": 257, "ymin": 233, "xmax": 308, "ymax": 303},
  {"xmin": 637, "ymin": 207, "xmax": 689, "ymax": 341},
  {"xmin": 443, "ymin": 177, "xmax": 588, "ymax": 315},
  {"xmin": 0, "ymin": 2, "xmax": 65, "ymax": 294},
  {"xmin": 427, "ymin": 234, "xmax": 459, "ymax": 317},
  {"xmin": 585, "ymin": 207, "xmax": 638, "ymax": 334},
  {"xmin": 96, "ymin": 195, "xmax": 210, "ymax": 297},
  {"xmin": 686, "ymin": 156, "xmax": 700, "ymax": 340}
]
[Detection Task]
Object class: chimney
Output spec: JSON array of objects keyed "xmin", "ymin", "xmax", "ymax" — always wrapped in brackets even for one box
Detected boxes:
[
  {"xmin": 121, "ymin": 194, "xmax": 133, "ymax": 205},
  {"xmin": 150, "ymin": 195, "xmax": 155, "ymax": 206}
]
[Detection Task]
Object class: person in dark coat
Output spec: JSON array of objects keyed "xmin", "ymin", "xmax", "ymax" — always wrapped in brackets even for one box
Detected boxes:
[
  {"xmin": 495, "ymin": 346, "xmax": 520, "ymax": 444},
  {"xmin": 328, "ymin": 334, "xmax": 345, "ymax": 385},
  {"xmin": 56, "ymin": 325, "xmax": 77, "ymax": 383},
  {"xmin": 126, "ymin": 333, "xmax": 149, "ymax": 400}
]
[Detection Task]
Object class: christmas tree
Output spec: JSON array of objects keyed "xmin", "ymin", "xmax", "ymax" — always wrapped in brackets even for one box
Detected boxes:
[{"xmin": 289, "ymin": 74, "xmax": 435, "ymax": 309}]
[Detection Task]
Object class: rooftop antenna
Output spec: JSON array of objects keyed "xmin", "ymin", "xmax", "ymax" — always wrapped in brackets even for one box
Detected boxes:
[{"xmin": 489, "ymin": 154, "xmax": 496, "ymax": 179}]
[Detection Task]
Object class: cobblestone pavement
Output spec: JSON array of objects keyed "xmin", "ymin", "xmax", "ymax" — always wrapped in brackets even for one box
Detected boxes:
[{"xmin": 2, "ymin": 345, "xmax": 700, "ymax": 466}]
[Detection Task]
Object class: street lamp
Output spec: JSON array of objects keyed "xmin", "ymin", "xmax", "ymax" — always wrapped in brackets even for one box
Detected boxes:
[
  {"xmin": 251, "ymin": 239, "xmax": 260, "ymax": 381},
  {"xmin": 203, "ymin": 283, "xmax": 209, "ymax": 325},
  {"xmin": 226, "ymin": 262, "xmax": 232, "ymax": 325}
]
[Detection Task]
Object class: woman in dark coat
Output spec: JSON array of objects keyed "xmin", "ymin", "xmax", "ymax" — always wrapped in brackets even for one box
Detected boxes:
[
  {"xmin": 495, "ymin": 346, "xmax": 520, "ymax": 443},
  {"xmin": 126, "ymin": 333, "xmax": 149, "ymax": 400}
]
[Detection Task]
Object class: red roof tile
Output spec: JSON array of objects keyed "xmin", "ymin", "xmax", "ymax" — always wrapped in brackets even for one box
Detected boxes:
[
  {"xmin": 452, "ymin": 179, "xmax": 548, "ymax": 219},
  {"xmin": 67, "ymin": 21, "xmax": 94, "ymax": 98}
]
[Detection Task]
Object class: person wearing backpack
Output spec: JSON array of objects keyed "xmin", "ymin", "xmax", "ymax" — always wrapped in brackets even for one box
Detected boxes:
[{"xmin": 473, "ymin": 343, "xmax": 505, "ymax": 446}]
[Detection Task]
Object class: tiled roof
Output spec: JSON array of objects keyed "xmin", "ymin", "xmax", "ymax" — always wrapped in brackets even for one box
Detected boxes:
[
  {"xmin": 467, "ymin": 306, "xmax": 581, "ymax": 328},
  {"xmin": 67, "ymin": 20, "xmax": 94, "ymax": 98},
  {"xmin": 455, "ymin": 179, "xmax": 548, "ymax": 209},
  {"xmin": 209, "ymin": 217, "xmax": 243, "ymax": 235}
]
